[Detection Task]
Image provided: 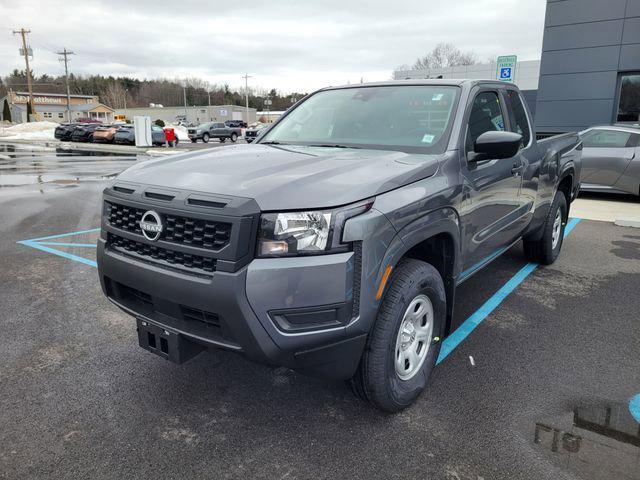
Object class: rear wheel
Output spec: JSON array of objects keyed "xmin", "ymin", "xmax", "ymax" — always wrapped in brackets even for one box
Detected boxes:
[
  {"xmin": 350, "ymin": 258, "xmax": 445, "ymax": 412},
  {"xmin": 230, "ymin": 132, "xmax": 238, "ymax": 142},
  {"xmin": 202, "ymin": 133, "xmax": 210, "ymax": 143},
  {"xmin": 523, "ymin": 190, "xmax": 567, "ymax": 265}
]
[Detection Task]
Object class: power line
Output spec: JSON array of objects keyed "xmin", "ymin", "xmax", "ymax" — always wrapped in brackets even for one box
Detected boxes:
[{"xmin": 56, "ymin": 48, "xmax": 75, "ymax": 122}]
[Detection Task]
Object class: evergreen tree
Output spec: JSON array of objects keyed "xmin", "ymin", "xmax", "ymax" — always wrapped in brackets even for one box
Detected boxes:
[{"xmin": 2, "ymin": 99, "xmax": 11, "ymax": 122}]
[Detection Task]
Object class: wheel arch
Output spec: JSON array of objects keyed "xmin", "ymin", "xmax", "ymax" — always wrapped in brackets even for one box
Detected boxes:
[{"xmin": 376, "ymin": 207, "xmax": 461, "ymax": 336}]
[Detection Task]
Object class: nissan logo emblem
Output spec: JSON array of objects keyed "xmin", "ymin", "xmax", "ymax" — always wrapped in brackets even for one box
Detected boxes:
[{"xmin": 139, "ymin": 210, "xmax": 163, "ymax": 241}]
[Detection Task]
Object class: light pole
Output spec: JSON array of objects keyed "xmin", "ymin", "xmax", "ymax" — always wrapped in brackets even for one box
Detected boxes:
[
  {"xmin": 182, "ymin": 85, "xmax": 188, "ymax": 123},
  {"xmin": 242, "ymin": 73, "xmax": 252, "ymax": 125}
]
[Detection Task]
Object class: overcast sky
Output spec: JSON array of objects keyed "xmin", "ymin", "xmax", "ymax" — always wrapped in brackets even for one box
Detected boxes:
[{"xmin": 1, "ymin": 0, "xmax": 546, "ymax": 93}]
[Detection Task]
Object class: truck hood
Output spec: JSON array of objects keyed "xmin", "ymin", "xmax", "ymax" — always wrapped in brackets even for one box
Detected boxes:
[{"xmin": 117, "ymin": 144, "xmax": 442, "ymax": 210}]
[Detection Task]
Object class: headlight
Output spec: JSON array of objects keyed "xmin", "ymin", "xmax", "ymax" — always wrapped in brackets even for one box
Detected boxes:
[
  {"xmin": 257, "ymin": 201, "xmax": 373, "ymax": 257},
  {"xmin": 196, "ymin": 129, "xmax": 202, "ymax": 133}
]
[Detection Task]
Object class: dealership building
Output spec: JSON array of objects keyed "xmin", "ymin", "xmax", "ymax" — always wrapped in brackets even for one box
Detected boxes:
[
  {"xmin": 394, "ymin": 0, "xmax": 640, "ymax": 134},
  {"xmin": 0, "ymin": 91, "xmax": 115, "ymax": 123},
  {"xmin": 114, "ymin": 104, "xmax": 257, "ymax": 125}
]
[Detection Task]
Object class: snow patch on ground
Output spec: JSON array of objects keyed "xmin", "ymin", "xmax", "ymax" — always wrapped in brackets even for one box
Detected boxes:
[{"xmin": 0, "ymin": 122, "xmax": 57, "ymax": 140}]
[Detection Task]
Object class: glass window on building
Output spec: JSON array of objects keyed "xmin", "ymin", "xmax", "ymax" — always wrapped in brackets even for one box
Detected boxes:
[{"xmin": 617, "ymin": 73, "xmax": 640, "ymax": 123}]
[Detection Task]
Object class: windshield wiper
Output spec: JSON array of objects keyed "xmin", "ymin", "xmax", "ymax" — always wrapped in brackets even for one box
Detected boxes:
[
  {"xmin": 261, "ymin": 141, "xmax": 286, "ymax": 145},
  {"xmin": 307, "ymin": 143, "xmax": 362, "ymax": 149}
]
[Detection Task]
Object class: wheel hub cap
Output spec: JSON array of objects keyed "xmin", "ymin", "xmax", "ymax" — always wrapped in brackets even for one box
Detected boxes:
[{"xmin": 394, "ymin": 294, "xmax": 434, "ymax": 380}]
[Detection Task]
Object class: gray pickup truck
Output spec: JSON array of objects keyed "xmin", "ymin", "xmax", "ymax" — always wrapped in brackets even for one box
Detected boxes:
[
  {"xmin": 97, "ymin": 80, "xmax": 582, "ymax": 412},
  {"xmin": 187, "ymin": 122, "xmax": 241, "ymax": 143}
]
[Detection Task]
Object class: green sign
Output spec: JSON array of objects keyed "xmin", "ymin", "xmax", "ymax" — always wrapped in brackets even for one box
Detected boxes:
[{"xmin": 496, "ymin": 55, "xmax": 517, "ymax": 82}]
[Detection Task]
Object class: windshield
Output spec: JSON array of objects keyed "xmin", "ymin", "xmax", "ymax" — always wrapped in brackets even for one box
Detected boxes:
[{"xmin": 260, "ymin": 85, "xmax": 459, "ymax": 153}]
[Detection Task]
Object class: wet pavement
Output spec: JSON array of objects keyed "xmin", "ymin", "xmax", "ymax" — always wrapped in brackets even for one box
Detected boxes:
[{"xmin": 1, "ymin": 144, "xmax": 639, "ymax": 479}]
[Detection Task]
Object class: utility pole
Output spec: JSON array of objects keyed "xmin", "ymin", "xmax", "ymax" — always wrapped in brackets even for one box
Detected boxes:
[
  {"xmin": 242, "ymin": 73, "xmax": 252, "ymax": 124},
  {"xmin": 124, "ymin": 88, "xmax": 128, "ymax": 109},
  {"xmin": 13, "ymin": 28, "xmax": 36, "ymax": 120},
  {"xmin": 182, "ymin": 85, "xmax": 188, "ymax": 123},
  {"xmin": 56, "ymin": 47, "xmax": 75, "ymax": 122}
]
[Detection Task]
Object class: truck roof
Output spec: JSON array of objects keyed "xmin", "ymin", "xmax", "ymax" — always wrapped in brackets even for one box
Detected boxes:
[{"xmin": 321, "ymin": 79, "xmax": 514, "ymax": 90}]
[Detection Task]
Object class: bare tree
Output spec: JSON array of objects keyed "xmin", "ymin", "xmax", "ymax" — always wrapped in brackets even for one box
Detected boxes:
[
  {"xmin": 412, "ymin": 43, "xmax": 478, "ymax": 70},
  {"xmin": 102, "ymin": 80, "xmax": 126, "ymax": 108}
]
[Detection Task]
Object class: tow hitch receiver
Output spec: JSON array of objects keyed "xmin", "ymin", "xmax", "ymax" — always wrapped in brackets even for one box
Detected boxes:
[{"xmin": 136, "ymin": 318, "xmax": 203, "ymax": 364}]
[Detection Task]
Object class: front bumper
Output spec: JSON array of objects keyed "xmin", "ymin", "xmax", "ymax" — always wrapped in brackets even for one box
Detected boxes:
[{"xmin": 97, "ymin": 241, "xmax": 366, "ymax": 379}]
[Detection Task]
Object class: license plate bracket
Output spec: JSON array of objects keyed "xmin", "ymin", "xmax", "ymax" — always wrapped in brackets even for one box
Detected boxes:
[{"xmin": 136, "ymin": 318, "xmax": 203, "ymax": 364}]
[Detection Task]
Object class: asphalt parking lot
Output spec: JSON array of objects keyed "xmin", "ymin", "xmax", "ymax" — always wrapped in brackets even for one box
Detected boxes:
[{"xmin": 1, "ymin": 144, "xmax": 639, "ymax": 480}]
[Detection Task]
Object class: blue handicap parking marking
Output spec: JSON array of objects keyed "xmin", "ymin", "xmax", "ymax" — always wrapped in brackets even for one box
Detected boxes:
[
  {"xmin": 17, "ymin": 227, "xmax": 100, "ymax": 268},
  {"xmin": 500, "ymin": 67, "xmax": 511, "ymax": 79},
  {"xmin": 437, "ymin": 218, "xmax": 582, "ymax": 364},
  {"xmin": 630, "ymin": 394, "xmax": 640, "ymax": 423}
]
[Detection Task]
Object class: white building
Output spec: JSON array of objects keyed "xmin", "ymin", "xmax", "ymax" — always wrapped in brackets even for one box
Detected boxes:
[
  {"xmin": 393, "ymin": 59, "xmax": 541, "ymax": 91},
  {"xmin": 115, "ymin": 104, "xmax": 257, "ymax": 125}
]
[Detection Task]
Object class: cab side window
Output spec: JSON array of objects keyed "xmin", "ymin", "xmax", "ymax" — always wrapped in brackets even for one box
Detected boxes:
[
  {"xmin": 505, "ymin": 90, "xmax": 531, "ymax": 148},
  {"xmin": 466, "ymin": 91, "xmax": 505, "ymax": 152}
]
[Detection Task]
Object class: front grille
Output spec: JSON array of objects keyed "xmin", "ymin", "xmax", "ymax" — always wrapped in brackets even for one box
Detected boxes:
[
  {"xmin": 106, "ymin": 201, "xmax": 232, "ymax": 251},
  {"xmin": 107, "ymin": 233, "xmax": 216, "ymax": 274}
]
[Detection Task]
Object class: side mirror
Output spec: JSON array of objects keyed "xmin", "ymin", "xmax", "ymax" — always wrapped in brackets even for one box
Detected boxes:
[{"xmin": 472, "ymin": 131, "xmax": 523, "ymax": 160}]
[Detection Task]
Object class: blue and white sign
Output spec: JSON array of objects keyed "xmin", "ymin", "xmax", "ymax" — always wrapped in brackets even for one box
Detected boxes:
[{"xmin": 496, "ymin": 55, "xmax": 517, "ymax": 83}]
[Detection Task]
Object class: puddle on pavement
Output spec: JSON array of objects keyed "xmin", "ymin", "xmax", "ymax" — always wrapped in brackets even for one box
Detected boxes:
[
  {"xmin": 0, "ymin": 143, "xmax": 148, "ymax": 191},
  {"xmin": 534, "ymin": 401, "xmax": 640, "ymax": 479}
]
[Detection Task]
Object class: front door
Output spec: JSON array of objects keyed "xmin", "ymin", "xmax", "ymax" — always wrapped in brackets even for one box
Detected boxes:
[
  {"xmin": 580, "ymin": 129, "xmax": 636, "ymax": 187},
  {"xmin": 458, "ymin": 89, "xmax": 524, "ymax": 280}
]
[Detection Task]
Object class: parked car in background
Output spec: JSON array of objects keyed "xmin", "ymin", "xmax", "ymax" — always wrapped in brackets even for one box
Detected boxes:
[
  {"xmin": 54, "ymin": 123, "xmax": 80, "ymax": 141},
  {"xmin": 71, "ymin": 123, "xmax": 102, "ymax": 142},
  {"xmin": 113, "ymin": 124, "xmax": 168, "ymax": 146},
  {"xmin": 579, "ymin": 125, "xmax": 640, "ymax": 196},
  {"xmin": 188, "ymin": 122, "xmax": 241, "ymax": 143},
  {"xmin": 75, "ymin": 117, "xmax": 101, "ymax": 124},
  {"xmin": 92, "ymin": 125, "xmax": 119, "ymax": 143},
  {"xmin": 225, "ymin": 119, "xmax": 247, "ymax": 128},
  {"xmin": 244, "ymin": 122, "xmax": 268, "ymax": 143}
]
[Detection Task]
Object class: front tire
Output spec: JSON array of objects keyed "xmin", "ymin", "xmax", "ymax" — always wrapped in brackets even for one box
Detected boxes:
[
  {"xmin": 351, "ymin": 259, "xmax": 445, "ymax": 412},
  {"xmin": 202, "ymin": 133, "xmax": 210, "ymax": 143},
  {"xmin": 523, "ymin": 190, "xmax": 567, "ymax": 265}
]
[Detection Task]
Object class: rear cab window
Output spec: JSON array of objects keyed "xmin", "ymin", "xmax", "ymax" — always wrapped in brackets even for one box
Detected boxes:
[{"xmin": 504, "ymin": 90, "xmax": 531, "ymax": 149}]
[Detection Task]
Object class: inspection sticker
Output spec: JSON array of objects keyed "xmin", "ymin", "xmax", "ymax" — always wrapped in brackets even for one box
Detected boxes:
[{"xmin": 421, "ymin": 134, "xmax": 435, "ymax": 144}]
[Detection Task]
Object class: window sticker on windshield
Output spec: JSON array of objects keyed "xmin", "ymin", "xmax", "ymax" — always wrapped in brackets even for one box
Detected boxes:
[
  {"xmin": 432, "ymin": 94, "xmax": 444, "ymax": 101},
  {"xmin": 421, "ymin": 134, "xmax": 435, "ymax": 144}
]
